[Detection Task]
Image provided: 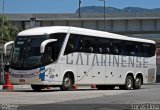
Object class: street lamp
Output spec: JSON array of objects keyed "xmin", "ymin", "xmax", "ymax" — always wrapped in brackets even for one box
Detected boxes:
[
  {"xmin": 99, "ymin": 0, "xmax": 106, "ymax": 31},
  {"xmin": 78, "ymin": 0, "xmax": 81, "ymax": 18}
]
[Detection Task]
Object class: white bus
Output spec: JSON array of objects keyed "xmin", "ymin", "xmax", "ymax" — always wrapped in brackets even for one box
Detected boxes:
[{"xmin": 5, "ymin": 26, "xmax": 157, "ymax": 91}]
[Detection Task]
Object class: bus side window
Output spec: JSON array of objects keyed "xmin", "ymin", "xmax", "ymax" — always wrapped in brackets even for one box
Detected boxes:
[
  {"xmin": 84, "ymin": 40, "xmax": 93, "ymax": 53},
  {"xmin": 64, "ymin": 35, "xmax": 74, "ymax": 55},
  {"xmin": 113, "ymin": 46, "xmax": 118, "ymax": 54},
  {"xmin": 126, "ymin": 42, "xmax": 135, "ymax": 56},
  {"xmin": 121, "ymin": 41, "xmax": 127, "ymax": 55},
  {"xmin": 101, "ymin": 39, "xmax": 111, "ymax": 54},
  {"xmin": 43, "ymin": 43, "xmax": 55, "ymax": 63},
  {"xmin": 106, "ymin": 47, "xmax": 110, "ymax": 53},
  {"xmin": 99, "ymin": 47, "xmax": 103, "ymax": 53},
  {"xmin": 102, "ymin": 45, "xmax": 110, "ymax": 54},
  {"xmin": 79, "ymin": 39, "xmax": 83, "ymax": 52},
  {"xmin": 143, "ymin": 43, "xmax": 156, "ymax": 57},
  {"xmin": 111, "ymin": 41, "xmax": 118, "ymax": 55},
  {"xmin": 89, "ymin": 46, "xmax": 94, "ymax": 53},
  {"xmin": 79, "ymin": 39, "xmax": 86, "ymax": 52},
  {"xmin": 135, "ymin": 43, "xmax": 147, "ymax": 57},
  {"xmin": 73, "ymin": 35, "xmax": 79, "ymax": 52},
  {"xmin": 94, "ymin": 43, "xmax": 103, "ymax": 53}
]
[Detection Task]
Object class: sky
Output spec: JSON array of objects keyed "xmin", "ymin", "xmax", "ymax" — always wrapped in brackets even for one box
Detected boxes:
[{"xmin": 0, "ymin": 0, "xmax": 160, "ymax": 14}]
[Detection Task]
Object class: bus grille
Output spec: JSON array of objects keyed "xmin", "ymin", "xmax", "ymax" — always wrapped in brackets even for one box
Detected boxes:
[{"xmin": 10, "ymin": 73, "xmax": 36, "ymax": 78}]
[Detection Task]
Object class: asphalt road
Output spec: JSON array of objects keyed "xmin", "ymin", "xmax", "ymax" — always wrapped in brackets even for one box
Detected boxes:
[{"xmin": 0, "ymin": 84, "xmax": 160, "ymax": 110}]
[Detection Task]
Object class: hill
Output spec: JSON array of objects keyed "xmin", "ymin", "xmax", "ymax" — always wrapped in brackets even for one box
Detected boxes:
[{"xmin": 75, "ymin": 6, "xmax": 160, "ymax": 13}]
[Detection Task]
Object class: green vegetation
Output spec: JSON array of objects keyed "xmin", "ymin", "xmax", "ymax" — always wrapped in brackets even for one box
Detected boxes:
[{"xmin": 0, "ymin": 15, "xmax": 21, "ymax": 44}]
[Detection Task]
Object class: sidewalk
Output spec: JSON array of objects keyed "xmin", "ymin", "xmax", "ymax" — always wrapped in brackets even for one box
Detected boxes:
[{"xmin": 0, "ymin": 85, "xmax": 31, "ymax": 90}]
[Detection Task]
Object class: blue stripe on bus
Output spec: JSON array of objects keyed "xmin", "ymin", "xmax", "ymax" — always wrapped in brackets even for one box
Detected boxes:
[{"xmin": 39, "ymin": 66, "xmax": 45, "ymax": 81}]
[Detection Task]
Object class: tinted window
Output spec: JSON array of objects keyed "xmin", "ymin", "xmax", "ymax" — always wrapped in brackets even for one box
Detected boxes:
[
  {"xmin": 64, "ymin": 34, "xmax": 156, "ymax": 57},
  {"xmin": 49, "ymin": 33, "xmax": 66, "ymax": 61}
]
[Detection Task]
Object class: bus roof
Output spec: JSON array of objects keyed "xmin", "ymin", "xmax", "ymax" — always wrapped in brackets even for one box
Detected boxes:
[{"xmin": 18, "ymin": 26, "xmax": 155, "ymax": 44}]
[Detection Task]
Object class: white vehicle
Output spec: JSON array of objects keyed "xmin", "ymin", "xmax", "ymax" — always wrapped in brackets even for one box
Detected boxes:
[{"xmin": 5, "ymin": 26, "xmax": 157, "ymax": 91}]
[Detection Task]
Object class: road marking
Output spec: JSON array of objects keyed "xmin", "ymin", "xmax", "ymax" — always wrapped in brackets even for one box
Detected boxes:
[{"xmin": 0, "ymin": 89, "xmax": 132, "ymax": 104}]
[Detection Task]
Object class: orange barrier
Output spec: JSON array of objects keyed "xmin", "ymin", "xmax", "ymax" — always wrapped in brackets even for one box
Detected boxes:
[
  {"xmin": 3, "ymin": 72, "xmax": 13, "ymax": 91},
  {"xmin": 72, "ymin": 84, "xmax": 78, "ymax": 91},
  {"xmin": 91, "ymin": 84, "xmax": 96, "ymax": 89}
]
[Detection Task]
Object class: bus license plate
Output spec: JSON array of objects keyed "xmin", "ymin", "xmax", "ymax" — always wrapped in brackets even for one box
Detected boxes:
[{"xmin": 19, "ymin": 79, "xmax": 25, "ymax": 83}]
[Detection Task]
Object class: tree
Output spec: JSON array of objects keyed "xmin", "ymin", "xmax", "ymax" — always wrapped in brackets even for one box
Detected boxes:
[{"xmin": 0, "ymin": 15, "xmax": 21, "ymax": 44}]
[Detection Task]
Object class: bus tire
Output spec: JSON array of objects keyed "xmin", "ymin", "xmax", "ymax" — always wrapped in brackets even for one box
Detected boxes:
[
  {"xmin": 122, "ymin": 75, "xmax": 133, "ymax": 90},
  {"xmin": 133, "ymin": 76, "xmax": 142, "ymax": 89},
  {"xmin": 60, "ymin": 73, "xmax": 74, "ymax": 91},
  {"xmin": 31, "ymin": 85, "xmax": 42, "ymax": 92}
]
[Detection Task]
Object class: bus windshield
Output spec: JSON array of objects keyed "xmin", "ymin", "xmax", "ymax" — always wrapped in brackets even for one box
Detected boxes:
[
  {"xmin": 10, "ymin": 33, "xmax": 66, "ymax": 70},
  {"xmin": 10, "ymin": 35, "xmax": 47, "ymax": 69}
]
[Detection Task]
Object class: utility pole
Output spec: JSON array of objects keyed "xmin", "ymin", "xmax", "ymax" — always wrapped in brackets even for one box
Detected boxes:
[
  {"xmin": 79, "ymin": 0, "xmax": 81, "ymax": 18},
  {"xmin": 99, "ymin": 0, "xmax": 106, "ymax": 31}
]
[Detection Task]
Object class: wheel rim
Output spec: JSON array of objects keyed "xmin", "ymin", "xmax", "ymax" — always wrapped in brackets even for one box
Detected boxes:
[
  {"xmin": 136, "ymin": 78, "xmax": 141, "ymax": 87},
  {"xmin": 127, "ymin": 78, "xmax": 132, "ymax": 88},
  {"xmin": 64, "ymin": 77, "xmax": 71, "ymax": 88}
]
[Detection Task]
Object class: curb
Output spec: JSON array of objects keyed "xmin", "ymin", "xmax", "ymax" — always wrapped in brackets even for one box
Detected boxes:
[{"xmin": 0, "ymin": 85, "xmax": 31, "ymax": 90}]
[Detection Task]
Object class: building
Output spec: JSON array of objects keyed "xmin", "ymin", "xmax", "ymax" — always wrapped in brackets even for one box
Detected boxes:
[{"xmin": 4, "ymin": 12, "xmax": 160, "ymax": 47}]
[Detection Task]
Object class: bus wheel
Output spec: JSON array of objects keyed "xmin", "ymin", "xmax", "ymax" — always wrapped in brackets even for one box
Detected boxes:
[
  {"xmin": 31, "ymin": 85, "xmax": 42, "ymax": 92},
  {"xmin": 60, "ymin": 74, "xmax": 73, "ymax": 91},
  {"xmin": 133, "ymin": 76, "xmax": 142, "ymax": 89},
  {"xmin": 124, "ymin": 75, "xmax": 133, "ymax": 90}
]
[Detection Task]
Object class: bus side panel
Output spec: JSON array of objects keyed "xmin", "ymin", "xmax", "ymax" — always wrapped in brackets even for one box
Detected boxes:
[
  {"xmin": 43, "ymin": 64, "xmax": 60, "ymax": 85},
  {"xmin": 144, "ymin": 66, "xmax": 156, "ymax": 84},
  {"xmin": 58, "ymin": 53, "xmax": 78, "ymax": 85},
  {"xmin": 77, "ymin": 65, "xmax": 92, "ymax": 85},
  {"xmin": 91, "ymin": 54, "xmax": 105, "ymax": 85},
  {"xmin": 76, "ymin": 53, "xmax": 93, "ymax": 85},
  {"xmin": 59, "ymin": 64, "xmax": 77, "ymax": 85},
  {"xmin": 92, "ymin": 65, "xmax": 105, "ymax": 84},
  {"xmin": 105, "ymin": 66, "xmax": 122, "ymax": 84},
  {"xmin": 143, "ymin": 56, "xmax": 156, "ymax": 84},
  {"xmin": 104, "ymin": 55, "xmax": 134, "ymax": 85},
  {"xmin": 119, "ymin": 67, "xmax": 134, "ymax": 84}
]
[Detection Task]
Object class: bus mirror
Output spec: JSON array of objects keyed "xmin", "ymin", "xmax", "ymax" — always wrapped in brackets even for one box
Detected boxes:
[
  {"xmin": 4, "ymin": 41, "xmax": 14, "ymax": 56},
  {"xmin": 40, "ymin": 39, "xmax": 57, "ymax": 53}
]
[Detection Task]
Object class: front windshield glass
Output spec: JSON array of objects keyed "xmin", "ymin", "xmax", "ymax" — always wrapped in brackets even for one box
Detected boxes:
[
  {"xmin": 10, "ymin": 36, "xmax": 47, "ymax": 69},
  {"xmin": 10, "ymin": 33, "xmax": 66, "ymax": 70}
]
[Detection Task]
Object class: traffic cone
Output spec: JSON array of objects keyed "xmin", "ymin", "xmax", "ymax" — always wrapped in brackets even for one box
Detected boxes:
[
  {"xmin": 91, "ymin": 84, "xmax": 96, "ymax": 89},
  {"xmin": 72, "ymin": 84, "xmax": 77, "ymax": 91},
  {"xmin": 3, "ymin": 72, "xmax": 13, "ymax": 91}
]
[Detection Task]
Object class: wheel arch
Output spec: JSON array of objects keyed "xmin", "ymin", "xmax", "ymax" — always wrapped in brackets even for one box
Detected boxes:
[
  {"xmin": 121, "ymin": 72, "xmax": 134, "ymax": 90},
  {"xmin": 62, "ymin": 71, "xmax": 75, "ymax": 84},
  {"xmin": 135, "ymin": 73, "xmax": 143, "ymax": 85},
  {"xmin": 126, "ymin": 72, "xmax": 134, "ymax": 78},
  {"xmin": 125, "ymin": 72, "xmax": 134, "ymax": 82}
]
